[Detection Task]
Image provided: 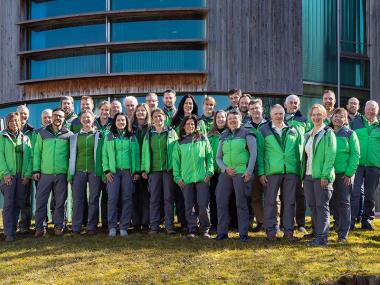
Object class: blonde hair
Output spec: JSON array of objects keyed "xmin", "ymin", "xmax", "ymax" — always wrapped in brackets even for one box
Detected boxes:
[{"xmin": 309, "ymin": 104, "xmax": 327, "ymax": 117}]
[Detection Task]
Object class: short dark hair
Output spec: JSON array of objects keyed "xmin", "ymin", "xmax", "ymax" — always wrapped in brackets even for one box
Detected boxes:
[
  {"xmin": 228, "ymin": 89, "xmax": 242, "ymax": 97},
  {"xmin": 52, "ymin": 108, "xmax": 65, "ymax": 114},
  {"xmin": 163, "ymin": 89, "xmax": 176, "ymax": 96}
]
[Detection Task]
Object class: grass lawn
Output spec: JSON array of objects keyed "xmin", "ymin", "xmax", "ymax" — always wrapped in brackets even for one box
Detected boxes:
[{"xmin": 0, "ymin": 219, "xmax": 379, "ymax": 285}]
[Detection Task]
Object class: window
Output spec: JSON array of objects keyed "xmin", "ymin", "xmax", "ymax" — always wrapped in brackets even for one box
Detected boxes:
[{"xmin": 111, "ymin": 0, "xmax": 205, "ymax": 10}]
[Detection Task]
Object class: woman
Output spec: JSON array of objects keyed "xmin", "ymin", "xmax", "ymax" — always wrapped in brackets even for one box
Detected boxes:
[
  {"xmin": 173, "ymin": 115, "xmax": 214, "ymax": 238},
  {"xmin": 330, "ymin": 108, "xmax": 360, "ymax": 242},
  {"xmin": 131, "ymin": 103, "xmax": 151, "ymax": 230},
  {"xmin": 199, "ymin": 96, "xmax": 216, "ymax": 134},
  {"xmin": 302, "ymin": 104, "xmax": 336, "ymax": 246},
  {"xmin": 207, "ymin": 110, "xmax": 227, "ymax": 229},
  {"xmin": 102, "ymin": 112, "xmax": 140, "ymax": 237},
  {"xmin": 0, "ymin": 112, "xmax": 32, "ymax": 242},
  {"xmin": 69, "ymin": 110, "xmax": 102, "ymax": 235},
  {"xmin": 141, "ymin": 108, "xmax": 178, "ymax": 234},
  {"xmin": 215, "ymin": 110, "xmax": 257, "ymax": 241}
]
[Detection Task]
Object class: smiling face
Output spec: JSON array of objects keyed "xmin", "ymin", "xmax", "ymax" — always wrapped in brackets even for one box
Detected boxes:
[
  {"xmin": 183, "ymin": 98, "xmax": 194, "ymax": 115},
  {"xmin": 8, "ymin": 115, "xmax": 20, "ymax": 133},
  {"xmin": 146, "ymin": 94, "xmax": 158, "ymax": 110},
  {"xmin": 346, "ymin": 98, "xmax": 359, "ymax": 115},
  {"xmin": 18, "ymin": 107, "xmax": 29, "ymax": 126},
  {"xmin": 310, "ymin": 107, "xmax": 326, "ymax": 128},
  {"xmin": 249, "ymin": 102, "xmax": 263, "ymax": 120},
  {"xmin": 111, "ymin": 101, "xmax": 122, "ymax": 117},
  {"xmin": 365, "ymin": 101, "xmax": 379, "ymax": 122},
  {"xmin": 52, "ymin": 110, "xmax": 65, "ymax": 129},
  {"xmin": 80, "ymin": 112, "xmax": 94, "ymax": 130},
  {"xmin": 203, "ymin": 101, "xmax": 215, "ymax": 117},
  {"xmin": 227, "ymin": 113, "xmax": 241, "ymax": 131},
  {"xmin": 322, "ymin": 92, "xmax": 336, "ymax": 111},
  {"xmin": 163, "ymin": 92, "xmax": 176, "ymax": 108},
  {"xmin": 285, "ymin": 97, "xmax": 300, "ymax": 113},
  {"xmin": 81, "ymin": 98, "xmax": 93, "ymax": 112},
  {"xmin": 135, "ymin": 105, "xmax": 148, "ymax": 121},
  {"xmin": 61, "ymin": 99, "xmax": 74, "ymax": 115},
  {"xmin": 229, "ymin": 93, "xmax": 240, "ymax": 108},
  {"xmin": 332, "ymin": 111, "xmax": 346, "ymax": 128},
  {"xmin": 270, "ymin": 106, "xmax": 285, "ymax": 126},
  {"xmin": 115, "ymin": 114, "xmax": 127, "ymax": 130},
  {"xmin": 184, "ymin": 118, "xmax": 196, "ymax": 135},
  {"xmin": 125, "ymin": 99, "xmax": 137, "ymax": 117},
  {"xmin": 41, "ymin": 111, "xmax": 52, "ymax": 127},
  {"xmin": 99, "ymin": 104, "xmax": 110, "ymax": 120},
  {"xmin": 216, "ymin": 112, "xmax": 227, "ymax": 129},
  {"xmin": 152, "ymin": 111, "xmax": 165, "ymax": 129},
  {"xmin": 239, "ymin": 96, "xmax": 250, "ymax": 113}
]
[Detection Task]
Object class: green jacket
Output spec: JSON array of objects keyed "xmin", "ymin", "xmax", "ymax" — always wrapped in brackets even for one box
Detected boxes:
[
  {"xmin": 208, "ymin": 129, "xmax": 225, "ymax": 173},
  {"xmin": 68, "ymin": 131, "xmax": 103, "ymax": 181},
  {"xmin": 334, "ymin": 126, "xmax": 360, "ymax": 177},
  {"xmin": 33, "ymin": 125, "xmax": 73, "ymax": 175},
  {"xmin": 102, "ymin": 131, "xmax": 140, "ymax": 175},
  {"xmin": 172, "ymin": 134, "xmax": 214, "ymax": 184},
  {"xmin": 163, "ymin": 106, "xmax": 177, "ymax": 127},
  {"xmin": 301, "ymin": 126, "xmax": 336, "ymax": 182},
  {"xmin": 0, "ymin": 131, "xmax": 32, "ymax": 180},
  {"xmin": 141, "ymin": 127, "xmax": 178, "ymax": 174},
  {"xmin": 244, "ymin": 118, "xmax": 267, "ymax": 135},
  {"xmin": 285, "ymin": 111, "xmax": 310, "ymax": 137},
  {"xmin": 64, "ymin": 112, "xmax": 78, "ymax": 129},
  {"xmin": 256, "ymin": 122, "xmax": 302, "ymax": 176},
  {"xmin": 350, "ymin": 116, "xmax": 380, "ymax": 168},
  {"xmin": 70, "ymin": 115, "xmax": 83, "ymax": 134},
  {"xmin": 199, "ymin": 114, "xmax": 214, "ymax": 134}
]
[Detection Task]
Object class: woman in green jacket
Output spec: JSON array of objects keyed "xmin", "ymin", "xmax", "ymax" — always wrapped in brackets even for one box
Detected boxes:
[
  {"xmin": 0, "ymin": 112, "xmax": 32, "ymax": 242},
  {"xmin": 141, "ymin": 108, "xmax": 178, "ymax": 234},
  {"xmin": 303, "ymin": 104, "xmax": 337, "ymax": 246},
  {"xmin": 329, "ymin": 108, "xmax": 360, "ymax": 242},
  {"xmin": 102, "ymin": 112, "xmax": 140, "ymax": 237},
  {"xmin": 173, "ymin": 115, "xmax": 214, "ymax": 238}
]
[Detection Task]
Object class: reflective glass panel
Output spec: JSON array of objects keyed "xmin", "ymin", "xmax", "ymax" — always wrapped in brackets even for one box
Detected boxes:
[{"xmin": 112, "ymin": 0, "xmax": 205, "ymax": 10}]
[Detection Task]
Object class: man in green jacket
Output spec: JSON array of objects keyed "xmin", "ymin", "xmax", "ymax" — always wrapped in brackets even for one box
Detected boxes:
[
  {"xmin": 33, "ymin": 108, "xmax": 73, "ymax": 237},
  {"xmin": 70, "ymin": 96, "xmax": 94, "ymax": 133},
  {"xmin": 350, "ymin": 100, "xmax": 380, "ymax": 230},
  {"xmin": 257, "ymin": 104, "xmax": 302, "ymax": 241},
  {"xmin": 162, "ymin": 89, "xmax": 177, "ymax": 127},
  {"xmin": 61, "ymin": 96, "xmax": 77, "ymax": 129}
]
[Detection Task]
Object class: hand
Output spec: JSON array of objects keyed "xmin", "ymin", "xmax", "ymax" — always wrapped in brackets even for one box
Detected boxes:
[
  {"xmin": 343, "ymin": 175, "xmax": 352, "ymax": 187},
  {"xmin": 320, "ymin": 179, "xmax": 329, "ymax": 189},
  {"xmin": 178, "ymin": 179, "xmax": 185, "ymax": 189},
  {"xmin": 242, "ymin": 172, "xmax": 251, "ymax": 183},
  {"xmin": 106, "ymin": 173, "xmax": 114, "ymax": 183},
  {"xmin": 4, "ymin": 176, "xmax": 12, "ymax": 186},
  {"xmin": 33, "ymin": 173, "xmax": 40, "ymax": 182},
  {"xmin": 21, "ymin": 177, "xmax": 30, "ymax": 185},
  {"xmin": 142, "ymin": 172, "xmax": 148, "ymax": 180},
  {"xmin": 259, "ymin": 175, "xmax": 268, "ymax": 187},
  {"xmin": 133, "ymin": 174, "xmax": 140, "ymax": 181},
  {"xmin": 226, "ymin": 168, "xmax": 236, "ymax": 177},
  {"xmin": 204, "ymin": 175, "xmax": 211, "ymax": 184}
]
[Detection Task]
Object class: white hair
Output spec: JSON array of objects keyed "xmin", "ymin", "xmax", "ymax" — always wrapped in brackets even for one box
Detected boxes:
[
  {"xmin": 365, "ymin": 100, "xmax": 379, "ymax": 112},
  {"xmin": 284, "ymin": 94, "xmax": 300, "ymax": 107},
  {"xmin": 41, "ymin": 108, "xmax": 52, "ymax": 116},
  {"xmin": 16, "ymin": 104, "xmax": 29, "ymax": 113},
  {"xmin": 124, "ymin": 96, "xmax": 138, "ymax": 106}
]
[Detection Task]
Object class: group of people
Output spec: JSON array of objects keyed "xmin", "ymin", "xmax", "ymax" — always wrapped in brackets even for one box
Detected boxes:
[{"xmin": 0, "ymin": 88, "xmax": 379, "ymax": 247}]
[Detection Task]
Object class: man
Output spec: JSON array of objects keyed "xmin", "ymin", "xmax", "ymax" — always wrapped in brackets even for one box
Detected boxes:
[
  {"xmin": 70, "ymin": 96, "xmax": 94, "ymax": 133},
  {"xmin": 350, "ymin": 100, "xmax": 380, "ymax": 230},
  {"xmin": 146, "ymin": 92, "xmax": 159, "ymax": 111},
  {"xmin": 257, "ymin": 104, "xmax": 301, "ymax": 241},
  {"xmin": 346, "ymin": 97, "xmax": 361, "ymax": 122},
  {"xmin": 162, "ymin": 89, "xmax": 177, "ymax": 126},
  {"xmin": 225, "ymin": 88, "xmax": 242, "ymax": 112},
  {"xmin": 16, "ymin": 105, "xmax": 34, "ymax": 233},
  {"xmin": 239, "ymin": 94, "xmax": 252, "ymax": 123},
  {"xmin": 110, "ymin": 99, "xmax": 122, "ymax": 119},
  {"xmin": 124, "ymin": 96, "xmax": 138, "ymax": 122},
  {"xmin": 284, "ymin": 94, "xmax": 308, "ymax": 232},
  {"xmin": 33, "ymin": 108, "xmax": 73, "ymax": 237},
  {"xmin": 61, "ymin": 96, "xmax": 77, "ymax": 129},
  {"xmin": 322, "ymin": 89, "xmax": 336, "ymax": 122}
]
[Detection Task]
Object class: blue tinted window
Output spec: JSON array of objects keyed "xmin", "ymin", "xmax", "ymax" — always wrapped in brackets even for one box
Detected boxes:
[
  {"xmin": 27, "ymin": 101, "xmax": 60, "ymax": 128},
  {"xmin": 29, "ymin": 54, "xmax": 106, "ymax": 79},
  {"xmin": 112, "ymin": 0, "xmax": 205, "ymax": 10},
  {"xmin": 341, "ymin": 59, "xmax": 369, "ymax": 88},
  {"xmin": 29, "ymin": 0, "xmax": 106, "ymax": 19},
  {"xmin": 112, "ymin": 20, "xmax": 204, "ymax": 42},
  {"xmin": 111, "ymin": 50, "xmax": 205, "ymax": 73},
  {"xmin": 29, "ymin": 24, "xmax": 106, "ymax": 50}
]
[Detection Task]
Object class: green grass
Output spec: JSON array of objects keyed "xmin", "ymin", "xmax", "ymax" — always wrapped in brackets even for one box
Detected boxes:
[{"xmin": 1, "ymin": 220, "xmax": 379, "ymax": 285}]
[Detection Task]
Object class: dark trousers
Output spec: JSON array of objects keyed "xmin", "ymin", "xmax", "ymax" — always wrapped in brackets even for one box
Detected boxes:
[
  {"xmin": 18, "ymin": 180, "xmax": 32, "ymax": 231},
  {"xmin": 209, "ymin": 173, "xmax": 219, "ymax": 229},
  {"xmin": 132, "ymin": 178, "xmax": 150, "ymax": 227}
]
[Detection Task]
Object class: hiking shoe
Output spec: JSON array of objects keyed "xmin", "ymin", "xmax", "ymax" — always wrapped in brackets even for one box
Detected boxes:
[
  {"xmin": 200, "ymin": 232, "xmax": 211, "ymax": 239},
  {"xmin": 109, "ymin": 228, "xmax": 117, "ymax": 237},
  {"xmin": 251, "ymin": 223, "xmax": 264, "ymax": 232},
  {"xmin": 187, "ymin": 233, "xmax": 196, "ymax": 238},
  {"xmin": 148, "ymin": 230, "xmax": 159, "ymax": 235},
  {"xmin": 266, "ymin": 232, "xmax": 277, "ymax": 241},
  {"xmin": 337, "ymin": 237, "xmax": 348, "ymax": 243},
  {"xmin": 54, "ymin": 228, "xmax": 64, "ymax": 237},
  {"xmin": 307, "ymin": 238, "xmax": 327, "ymax": 247},
  {"xmin": 284, "ymin": 232, "xmax": 295, "ymax": 242},
  {"xmin": 5, "ymin": 235, "xmax": 15, "ymax": 242},
  {"xmin": 34, "ymin": 229, "xmax": 46, "ymax": 238},
  {"xmin": 120, "ymin": 229, "xmax": 128, "ymax": 237},
  {"xmin": 166, "ymin": 229, "xmax": 177, "ymax": 235},
  {"xmin": 297, "ymin": 226, "xmax": 306, "ymax": 233},
  {"xmin": 239, "ymin": 235, "xmax": 249, "ymax": 242},
  {"xmin": 215, "ymin": 234, "xmax": 228, "ymax": 241},
  {"xmin": 361, "ymin": 221, "xmax": 374, "ymax": 231}
]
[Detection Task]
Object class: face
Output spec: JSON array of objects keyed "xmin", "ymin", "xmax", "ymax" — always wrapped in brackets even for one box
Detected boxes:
[
  {"xmin": 125, "ymin": 99, "xmax": 137, "ymax": 116},
  {"xmin": 365, "ymin": 102, "xmax": 379, "ymax": 122},
  {"xmin": 203, "ymin": 101, "xmax": 215, "ymax": 116},
  {"xmin": 347, "ymin": 98, "xmax": 359, "ymax": 115},
  {"xmin": 152, "ymin": 112, "xmax": 165, "ymax": 128},
  {"xmin": 146, "ymin": 95, "xmax": 158, "ymax": 110},
  {"xmin": 332, "ymin": 112, "xmax": 346, "ymax": 128},
  {"xmin": 183, "ymin": 98, "xmax": 194, "ymax": 115},
  {"xmin": 18, "ymin": 108, "xmax": 29, "ymax": 125},
  {"xmin": 8, "ymin": 116, "xmax": 20, "ymax": 133},
  {"xmin": 229, "ymin": 93, "xmax": 240, "ymax": 108},
  {"xmin": 227, "ymin": 114, "xmax": 241, "ymax": 130},
  {"xmin": 285, "ymin": 97, "xmax": 300, "ymax": 113},
  {"xmin": 41, "ymin": 112, "xmax": 52, "ymax": 127},
  {"xmin": 239, "ymin": 97, "xmax": 250, "ymax": 113},
  {"xmin": 135, "ymin": 106, "xmax": 147, "ymax": 121},
  {"xmin": 184, "ymin": 119, "xmax": 196, "ymax": 135},
  {"xmin": 52, "ymin": 110, "xmax": 65, "ymax": 128},
  {"xmin": 80, "ymin": 113, "xmax": 94, "ymax": 129},
  {"xmin": 81, "ymin": 99, "xmax": 93, "ymax": 112},
  {"xmin": 99, "ymin": 105, "xmax": 110, "ymax": 119},
  {"xmin": 249, "ymin": 103, "xmax": 263, "ymax": 119},
  {"xmin": 216, "ymin": 112, "xmax": 227, "ymax": 129},
  {"xmin": 111, "ymin": 101, "xmax": 122, "ymax": 116},
  {"xmin": 322, "ymin": 92, "xmax": 336, "ymax": 110},
  {"xmin": 310, "ymin": 108, "xmax": 326, "ymax": 126},
  {"xmin": 163, "ymin": 92, "xmax": 176, "ymax": 108},
  {"xmin": 61, "ymin": 99, "xmax": 73, "ymax": 115},
  {"xmin": 115, "ymin": 114, "xmax": 127, "ymax": 130},
  {"xmin": 270, "ymin": 107, "xmax": 285, "ymax": 125}
]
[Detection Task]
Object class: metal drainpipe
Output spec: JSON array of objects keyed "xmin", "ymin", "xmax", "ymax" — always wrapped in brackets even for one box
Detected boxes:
[{"xmin": 337, "ymin": 0, "xmax": 341, "ymax": 107}]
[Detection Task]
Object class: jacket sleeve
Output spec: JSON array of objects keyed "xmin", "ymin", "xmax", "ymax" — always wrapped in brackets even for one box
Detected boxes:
[
  {"xmin": 345, "ymin": 132, "xmax": 360, "ymax": 177},
  {"xmin": 205, "ymin": 137, "xmax": 214, "ymax": 177},
  {"xmin": 172, "ymin": 141, "xmax": 182, "ymax": 184},
  {"xmin": 0, "ymin": 136, "xmax": 11, "ymax": 179},
  {"xmin": 23, "ymin": 137, "xmax": 33, "ymax": 179},
  {"xmin": 245, "ymin": 134, "xmax": 257, "ymax": 176},
  {"xmin": 102, "ymin": 138, "xmax": 111, "ymax": 174},
  {"xmin": 141, "ymin": 134, "xmax": 150, "ymax": 173},
  {"xmin": 321, "ymin": 131, "xmax": 337, "ymax": 181},
  {"xmin": 198, "ymin": 120, "xmax": 207, "ymax": 135},
  {"xmin": 216, "ymin": 141, "xmax": 227, "ymax": 173},
  {"xmin": 256, "ymin": 130, "xmax": 265, "ymax": 176},
  {"xmin": 167, "ymin": 129, "xmax": 178, "ymax": 171},
  {"xmin": 33, "ymin": 133, "xmax": 43, "ymax": 173},
  {"xmin": 295, "ymin": 132, "xmax": 303, "ymax": 177},
  {"xmin": 131, "ymin": 136, "xmax": 141, "ymax": 175}
]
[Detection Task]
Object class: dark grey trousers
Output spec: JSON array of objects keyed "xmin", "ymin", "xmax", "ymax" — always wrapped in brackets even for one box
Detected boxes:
[
  {"xmin": 132, "ymin": 178, "xmax": 150, "ymax": 227},
  {"xmin": 18, "ymin": 180, "xmax": 32, "ymax": 231},
  {"xmin": 182, "ymin": 182, "xmax": 210, "ymax": 233}
]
